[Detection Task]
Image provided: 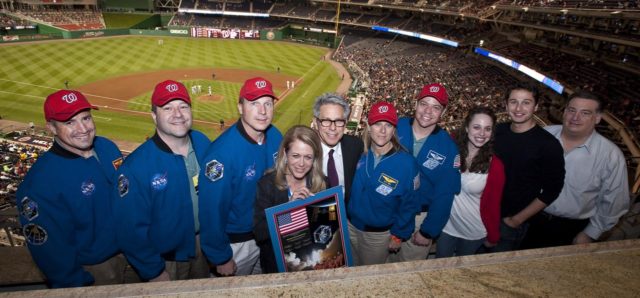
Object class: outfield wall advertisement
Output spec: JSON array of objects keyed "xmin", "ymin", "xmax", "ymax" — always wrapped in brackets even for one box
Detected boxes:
[{"xmin": 190, "ymin": 27, "xmax": 259, "ymax": 39}]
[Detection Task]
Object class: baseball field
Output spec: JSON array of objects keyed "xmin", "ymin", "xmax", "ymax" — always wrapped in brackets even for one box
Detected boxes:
[{"xmin": 0, "ymin": 36, "xmax": 342, "ymax": 148}]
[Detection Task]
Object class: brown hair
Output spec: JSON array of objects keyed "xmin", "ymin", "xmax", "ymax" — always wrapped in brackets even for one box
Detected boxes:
[
  {"xmin": 454, "ymin": 106, "xmax": 497, "ymax": 173},
  {"xmin": 361, "ymin": 124, "xmax": 403, "ymax": 154}
]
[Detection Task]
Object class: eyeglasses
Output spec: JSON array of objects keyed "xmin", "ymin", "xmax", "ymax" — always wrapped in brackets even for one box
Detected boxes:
[{"xmin": 316, "ymin": 118, "xmax": 346, "ymax": 127}]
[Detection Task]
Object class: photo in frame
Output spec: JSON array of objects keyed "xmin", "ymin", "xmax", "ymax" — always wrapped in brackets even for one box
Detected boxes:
[{"xmin": 265, "ymin": 186, "xmax": 353, "ymax": 272}]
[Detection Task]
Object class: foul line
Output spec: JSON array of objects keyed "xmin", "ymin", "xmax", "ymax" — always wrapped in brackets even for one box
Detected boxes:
[
  {"xmin": 277, "ymin": 59, "xmax": 324, "ymax": 100},
  {"xmin": 94, "ymin": 116, "xmax": 112, "ymax": 121}
]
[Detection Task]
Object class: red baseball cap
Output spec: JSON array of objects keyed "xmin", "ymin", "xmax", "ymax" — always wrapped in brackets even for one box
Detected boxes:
[
  {"xmin": 417, "ymin": 83, "xmax": 448, "ymax": 107},
  {"xmin": 152, "ymin": 80, "xmax": 191, "ymax": 106},
  {"xmin": 44, "ymin": 90, "xmax": 98, "ymax": 122},
  {"xmin": 368, "ymin": 101, "xmax": 398, "ymax": 126},
  {"xmin": 239, "ymin": 77, "xmax": 278, "ymax": 101}
]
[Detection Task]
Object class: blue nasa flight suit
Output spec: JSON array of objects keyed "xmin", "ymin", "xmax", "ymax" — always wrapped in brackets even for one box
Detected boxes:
[
  {"xmin": 348, "ymin": 148, "xmax": 420, "ymax": 240},
  {"xmin": 16, "ymin": 137, "xmax": 122, "ymax": 288},
  {"xmin": 199, "ymin": 122, "xmax": 282, "ymax": 266},
  {"xmin": 396, "ymin": 117, "xmax": 461, "ymax": 239},
  {"xmin": 113, "ymin": 131, "xmax": 210, "ymax": 280}
]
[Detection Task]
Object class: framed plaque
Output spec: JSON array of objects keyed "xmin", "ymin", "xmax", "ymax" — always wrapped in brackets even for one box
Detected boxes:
[{"xmin": 265, "ymin": 186, "xmax": 353, "ymax": 272}]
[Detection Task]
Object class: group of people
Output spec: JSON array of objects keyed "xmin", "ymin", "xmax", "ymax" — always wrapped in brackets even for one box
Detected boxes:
[
  {"xmin": 334, "ymin": 38, "xmax": 518, "ymax": 128},
  {"xmin": 15, "ymin": 76, "xmax": 630, "ymax": 288},
  {"xmin": 16, "ymin": 9, "xmax": 104, "ymax": 29},
  {"xmin": 0, "ymin": 141, "xmax": 45, "ymax": 205}
]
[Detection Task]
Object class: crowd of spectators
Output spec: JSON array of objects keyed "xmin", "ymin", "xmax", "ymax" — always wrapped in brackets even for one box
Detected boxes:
[
  {"xmin": 502, "ymin": 0, "xmax": 639, "ymax": 9},
  {"xmin": 180, "ymin": 0, "xmax": 197, "ymax": 9},
  {"xmin": 169, "ymin": 13, "xmax": 194, "ymax": 26},
  {"xmin": 252, "ymin": 0, "xmax": 274, "ymax": 13},
  {"xmin": 16, "ymin": 9, "xmax": 105, "ymax": 30},
  {"xmin": 197, "ymin": 1, "xmax": 224, "ymax": 11},
  {"xmin": 0, "ymin": 139, "xmax": 48, "ymax": 210},
  {"xmin": 0, "ymin": 14, "xmax": 32, "ymax": 28}
]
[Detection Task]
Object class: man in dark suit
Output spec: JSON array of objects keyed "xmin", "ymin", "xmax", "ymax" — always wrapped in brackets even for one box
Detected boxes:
[{"xmin": 312, "ymin": 93, "xmax": 364, "ymax": 204}]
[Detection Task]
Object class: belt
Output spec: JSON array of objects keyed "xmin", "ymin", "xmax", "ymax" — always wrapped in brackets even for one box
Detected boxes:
[
  {"xmin": 362, "ymin": 224, "xmax": 393, "ymax": 232},
  {"xmin": 539, "ymin": 212, "xmax": 587, "ymax": 223},
  {"xmin": 228, "ymin": 231, "xmax": 254, "ymax": 243},
  {"xmin": 416, "ymin": 205, "xmax": 429, "ymax": 214}
]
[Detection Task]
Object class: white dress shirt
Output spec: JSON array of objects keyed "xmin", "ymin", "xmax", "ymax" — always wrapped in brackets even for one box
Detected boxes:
[{"xmin": 544, "ymin": 125, "xmax": 630, "ymax": 239}]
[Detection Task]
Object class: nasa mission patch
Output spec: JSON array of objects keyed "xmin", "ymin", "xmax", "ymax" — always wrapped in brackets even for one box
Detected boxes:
[{"xmin": 205, "ymin": 160, "xmax": 224, "ymax": 182}]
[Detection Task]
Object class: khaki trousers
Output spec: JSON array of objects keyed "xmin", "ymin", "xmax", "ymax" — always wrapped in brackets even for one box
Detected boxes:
[
  {"xmin": 387, "ymin": 212, "xmax": 431, "ymax": 263},
  {"xmin": 348, "ymin": 222, "xmax": 390, "ymax": 266},
  {"xmin": 165, "ymin": 235, "xmax": 210, "ymax": 280}
]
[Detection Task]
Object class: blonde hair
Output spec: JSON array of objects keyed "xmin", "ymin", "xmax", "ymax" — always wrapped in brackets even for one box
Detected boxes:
[{"xmin": 273, "ymin": 125, "xmax": 326, "ymax": 193}]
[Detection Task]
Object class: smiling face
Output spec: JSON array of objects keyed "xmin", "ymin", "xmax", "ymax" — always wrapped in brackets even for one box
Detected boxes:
[
  {"xmin": 47, "ymin": 110, "xmax": 96, "ymax": 157},
  {"xmin": 152, "ymin": 99, "xmax": 192, "ymax": 141},
  {"xmin": 562, "ymin": 97, "xmax": 601, "ymax": 139},
  {"xmin": 315, "ymin": 103, "xmax": 346, "ymax": 147},
  {"xmin": 506, "ymin": 89, "xmax": 538, "ymax": 126},
  {"xmin": 286, "ymin": 139, "xmax": 315, "ymax": 180},
  {"xmin": 414, "ymin": 96, "xmax": 444, "ymax": 129},
  {"xmin": 238, "ymin": 96, "xmax": 274, "ymax": 140},
  {"xmin": 466, "ymin": 113, "xmax": 494, "ymax": 149}
]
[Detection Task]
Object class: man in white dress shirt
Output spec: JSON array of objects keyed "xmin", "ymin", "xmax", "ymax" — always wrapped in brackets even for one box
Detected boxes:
[
  {"xmin": 522, "ymin": 91, "xmax": 629, "ymax": 248},
  {"xmin": 312, "ymin": 93, "xmax": 364, "ymax": 204}
]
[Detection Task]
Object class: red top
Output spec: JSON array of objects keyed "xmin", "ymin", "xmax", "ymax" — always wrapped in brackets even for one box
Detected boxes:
[{"xmin": 480, "ymin": 155, "xmax": 505, "ymax": 244}]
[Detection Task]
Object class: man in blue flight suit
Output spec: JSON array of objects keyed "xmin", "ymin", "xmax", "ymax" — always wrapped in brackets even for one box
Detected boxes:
[
  {"xmin": 199, "ymin": 77, "xmax": 282, "ymax": 276},
  {"xmin": 390, "ymin": 83, "xmax": 461, "ymax": 262},
  {"xmin": 16, "ymin": 90, "xmax": 125, "ymax": 288},
  {"xmin": 114, "ymin": 80, "xmax": 210, "ymax": 282}
]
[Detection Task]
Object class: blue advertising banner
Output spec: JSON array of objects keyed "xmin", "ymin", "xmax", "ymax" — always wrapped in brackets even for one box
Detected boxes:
[{"xmin": 265, "ymin": 186, "xmax": 353, "ymax": 272}]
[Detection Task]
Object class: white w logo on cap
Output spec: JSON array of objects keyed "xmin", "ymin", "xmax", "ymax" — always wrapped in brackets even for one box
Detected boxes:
[
  {"xmin": 378, "ymin": 105, "xmax": 389, "ymax": 113},
  {"xmin": 62, "ymin": 93, "xmax": 78, "ymax": 104},
  {"xmin": 255, "ymin": 80, "xmax": 267, "ymax": 89},
  {"xmin": 429, "ymin": 86, "xmax": 440, "ymax": 93},
  {"xmin": 166, "ymin": 84, "xmax": 179, "ymax": 92}
]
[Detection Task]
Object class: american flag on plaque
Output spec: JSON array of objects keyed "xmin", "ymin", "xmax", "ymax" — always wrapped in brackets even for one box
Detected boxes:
[{"xmin": 277, "ymin": 208, "xmax": 309, "ymax": 235}]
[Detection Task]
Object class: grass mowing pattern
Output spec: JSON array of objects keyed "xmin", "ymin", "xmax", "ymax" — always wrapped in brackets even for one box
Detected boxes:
[{"xmin": 0, "ymin": 36, "xmax": 339, "ymax": 142}]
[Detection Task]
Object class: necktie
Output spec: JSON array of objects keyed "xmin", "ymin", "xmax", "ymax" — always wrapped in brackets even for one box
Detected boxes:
[{"xmin": 327, "ymin": 149, "xmax": 339, "ymax": 188}]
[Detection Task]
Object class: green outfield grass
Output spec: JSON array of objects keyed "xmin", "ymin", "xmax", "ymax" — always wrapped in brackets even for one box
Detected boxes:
[{"xmin": 0, "ymin": 36, "xmax": 340, "ymax": 143}]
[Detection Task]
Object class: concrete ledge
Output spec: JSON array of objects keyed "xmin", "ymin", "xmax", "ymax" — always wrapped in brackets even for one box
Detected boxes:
[{"xmin": 2, "ymin": 239, "xmax": 639, "ymax": 297}]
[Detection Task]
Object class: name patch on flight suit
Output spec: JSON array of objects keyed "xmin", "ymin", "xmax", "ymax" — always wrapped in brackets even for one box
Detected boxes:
[
  {"xmin": 376, "ymin": 173, "xmax": 398, "ymax": 196},
  {"xmin": 423, "ymin": 150, "xmax": 445, "ymax": 170}
]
